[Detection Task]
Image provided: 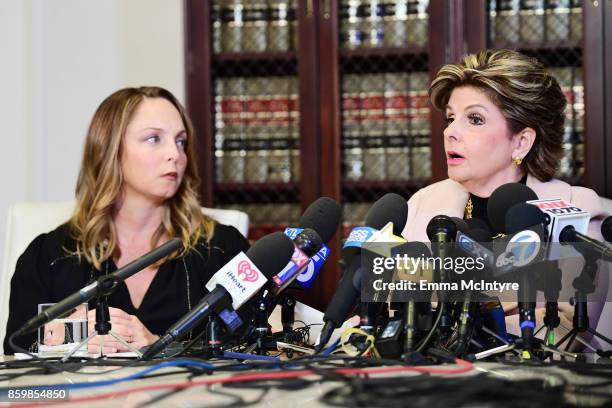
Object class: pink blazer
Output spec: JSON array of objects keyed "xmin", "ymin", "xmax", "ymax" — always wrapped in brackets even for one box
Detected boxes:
[
  {"xmin": 401, "ymin": 174, "xmax": 608, "ymax": 242},
  {"xmin": 400, "ymin": 175, "xmax": 610, "ymax": 337}
]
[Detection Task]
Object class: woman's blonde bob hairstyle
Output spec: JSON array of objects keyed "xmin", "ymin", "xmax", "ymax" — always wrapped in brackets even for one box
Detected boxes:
[
  {"xmin": 429, "ymin": 49, "xmax": 566, "ymax": 181},
  {"xmin": 70, "ymin": 86, "xmax": 214, "ymax": 270}
]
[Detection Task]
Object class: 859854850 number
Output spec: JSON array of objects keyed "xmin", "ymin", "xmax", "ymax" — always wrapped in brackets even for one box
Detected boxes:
[{"xmin": 1, "ymin": 387, "xmax": 69, "ymax": 402}]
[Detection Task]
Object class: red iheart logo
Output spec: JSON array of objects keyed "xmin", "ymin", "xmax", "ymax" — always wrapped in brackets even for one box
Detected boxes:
[{"xmin": 237, "ymin": 260, "xmax": 259, "ymax": 282}]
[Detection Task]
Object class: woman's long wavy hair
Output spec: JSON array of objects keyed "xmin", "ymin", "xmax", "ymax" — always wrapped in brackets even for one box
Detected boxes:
[{"xmin": 69, "ymin": 87, "xmax": 214, "ymax": 270}]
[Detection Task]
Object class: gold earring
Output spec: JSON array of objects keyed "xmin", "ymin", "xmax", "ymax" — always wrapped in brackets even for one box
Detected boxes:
[{"xmin": 512, "ymin": 156, "xmax": 522, "ymax": 166}]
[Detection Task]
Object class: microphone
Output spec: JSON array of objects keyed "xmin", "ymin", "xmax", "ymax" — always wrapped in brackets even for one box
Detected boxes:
[
  {"xmin": 274, "ymin": 197, "xmax": 341, "ymax": 292},
  {"xmin": 455, "ymin": 219, "xmax": 496, "ymax": 270},
  {"xmin": 559, "ymin": 225, "xmax": 612, "ymax": 262},
  {"xmin": 503, "ymin": 203, "xmax": 549, "ymax": 353},
  {"xmin": 485, "ymin": 184, "xmax": 547, "ymax": 274},
  {"xmin": 374, "ymin": 242, "xmax": 432, "ymax": 358},
  {"xmin": 465, "ymin": 218, "xmax": 492, "ymax": 237},
  {"xmin": 16, "ymin": 238, "xmax": 183, "ymax": 336},
  {"xmin": 450, "ymin": 217, "xmax": 469, "ymax": 234},
  {"xmin": 526, "ymin": 198, "xmax": 590, "ymax": 259},
  {"xmin": 272, "ymin": 197, "xmax": 340, "ymax": 337},
  {"xmin": 298, "ymin": 196, "xmax": 342, "ymax": 244},
  {"xmin": 505, "ymin": 202, "xmax": 548, "ymax": 235},
  {"xmin": 453, "ymin": 221, "xmax": 492, "ymax": 355},
  {"xmin": 426, "ymin": 215, "xmax": 457, "ymax": 246},
  {"xmin": 526, "ymin": 198, "xmax": 611, "ymax": 261},
  {"xmin": 426, "ymin": 215, "xmax": 457, "ymax": 335},
  {"xmin": 487, "ymin": 183, "xmax": 538, "ymax": 234},
  {"xmin": 142, "ymin": 232, "xmax": 294, "ymax": 359},
  {"xmin": 315, "ymin": 193, "xmax": 408, "ymax": 352},
  {"xmin": 293, "ymin": 197, "xmax": 341, "ymax": 288},
  {"xmin": 272, "ymin": 228, "xmax": 324, "ymax": 293},
  {"xmin": 602, "ymin": 216, "xmax": 612, "ymax": 243},
  {"xmin": 265, "ymin": 227, "xmax": 322, "ymax": 346}
]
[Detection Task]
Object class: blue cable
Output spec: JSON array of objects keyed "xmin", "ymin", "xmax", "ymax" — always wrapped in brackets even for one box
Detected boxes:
[
  {"xmin": 38, "ymin": 360, "xmax": 216, "ymax": 391},
  {"xmin": 323, "ymin": 339, "xmax": 339, "ymax": 356},
  {"xmin": 223, "ymin": 350, "xmax": 280, "ymax": 361}
]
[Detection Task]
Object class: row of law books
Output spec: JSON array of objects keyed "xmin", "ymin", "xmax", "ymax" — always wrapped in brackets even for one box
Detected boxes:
[
  {"xmin": 342, "ymin": 71, "xmax": 431, "ymax": 181},
  {"xmin": 343, "ymin": 135, "xmax": 432, "ymax": 181},
  {"xmin": 211, "ymin": 0, "xmax": 298, "ymax": 54},
  {"xmin": 342, "ymin": 72, "xmax": 430, "ymax": 136},
  {"xmin": 339, "ymin": 0, "xmax": 429, "ymax": 49},
  {"xmin": 214, "ymin": 76, "xmax": 300, "ymax": 184},
  {"xmin": 491, "ymin": 0, "xmax": 583, "ymax": 44}
]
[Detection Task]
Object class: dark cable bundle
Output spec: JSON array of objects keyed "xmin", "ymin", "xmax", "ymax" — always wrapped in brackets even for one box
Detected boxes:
[
  {"xmin": 320, "ymin": 373, "xmax": 572, "ymax": 408},
  {"xmin": 275, "ymin": 321, "xmax": 314, "ymax": 346}
]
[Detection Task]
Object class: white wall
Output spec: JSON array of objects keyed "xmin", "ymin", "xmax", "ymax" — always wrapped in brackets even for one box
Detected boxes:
[{"xmin": 0, "ymin": 0, "xmax": 185, "ymax": 272}]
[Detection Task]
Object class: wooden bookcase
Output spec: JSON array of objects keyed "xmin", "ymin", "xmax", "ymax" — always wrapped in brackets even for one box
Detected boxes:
[{"xmin": 185, "ymin": 0, "xmax": 610, "ymax": 310}]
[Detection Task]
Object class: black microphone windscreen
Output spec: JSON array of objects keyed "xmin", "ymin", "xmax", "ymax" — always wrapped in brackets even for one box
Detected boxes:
[
  {"xmin": 324, "ymin": 260, "xmax": 363, "ymax": 326},
  {"xmin": 426, "ymin": 215, "xmax": 457, "ymax": 241},
  {"xmin": 246, "ymin": 232, "xmax": 295, "ymax": 278},
  {"xmin": 602, "ymin": 216, "xmax": 612, "ymax": 243},
  {"xmin": 487, "ymin": 183, "xmax": 538, "ymax": 234},
  {"xmin": 395, "ymin": 241, "xmax": 432, "ymax": 258},
  {"xmin": 365, "ymin": 193, "xmax": 408, "ymax": 235},
  {"xmin": 451, "ymin": 217, "xmax": 469, "ymax": 234},
  {"xmin": 299, "ymin": 197, "xmax": 341, "ymax": 244},
  {"xmin": 294, "ymin": 227, "xmax": 323, "ymax": 257},
  {"xmin": 467, "ymin": 229, "xmax": 492, "ymax": 244},
  {"xmin": 505, "ymin": 203, "xmax": 548, "ymax": 234},
  {"xmin": 465, "ymin": 218, "xmax": 492, "ymax": 238}
]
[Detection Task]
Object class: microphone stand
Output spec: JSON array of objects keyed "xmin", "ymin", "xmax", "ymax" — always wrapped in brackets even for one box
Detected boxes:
[
  {"xmin": 281, "ymin": 294, "xmax": 296, "ymax": 336},
  {"xmin": 541, "ymin": 262, "xmax": 562, "ymax": 345},
  {"xmin": 61, "ymin": 276, "xmax": 142, "ymax": 361},
  {"xmin": 205, "ymin": 315, "xmax": 224, "ymax": 358},
  {"xmin": 432, "ymin": 239, "xmax": 454, "ymax": 342},
  {"xmin": 531, "ymin": 261, "xmax": 565, "ymax": 360},
  {"xmin": 555, "ymin": 256, "xmax": 612, "ymax": 354},
  {"xmin": 400, "ymin": 300, "xmax": 428, "ymax": 364},
  {"xmin": 403, "ymin": 300, "xmax": 416, "ymax": 353},
  {"xmin": 453, "ymin": 290, "xmax": 475, "ymax": 356},
  {"xmin": 517, "ymin": 271, "xmax": 536, "ymax": 358},
  {"xmin": 254, "ymin": 298, "xmax": 270, "ymax": 355}
]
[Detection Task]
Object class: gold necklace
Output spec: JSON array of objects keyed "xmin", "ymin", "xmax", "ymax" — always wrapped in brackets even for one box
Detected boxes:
[{"xmin": 464, "ymin": 196, "xmax": 473, "ymax": 219}]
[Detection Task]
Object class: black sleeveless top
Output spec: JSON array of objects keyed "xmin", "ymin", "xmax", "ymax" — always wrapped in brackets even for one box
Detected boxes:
[
  {"xmin": 466, "ymin": 174, "xmax": 528, "ymax": 236},
  {"xmin": 4, "ymin": 223, "xmax": 250, "ymax": 354}
]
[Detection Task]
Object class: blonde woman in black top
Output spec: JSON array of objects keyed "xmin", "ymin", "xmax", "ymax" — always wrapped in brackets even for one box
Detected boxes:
[{"xmin": 4, "ymin": 87, "xmax": 249, "ymax": 354}]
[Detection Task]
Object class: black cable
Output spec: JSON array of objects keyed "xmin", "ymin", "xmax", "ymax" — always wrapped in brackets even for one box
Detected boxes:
[
  {"xmin": 213, "ymin": 385, "xmax": 271, "ymax": 408},
  {"xmin": 415, "ymin": 303, "xmax": 444, "ymax": 353},
  {"xmin": 204, "ymin": 383, "xmax": 249, "ymax": 407},
  {"xmin": 134, "ymin": 387, "xmax": 186, "ymax": 408},
  {"xmin": 321, "ymin": 373, "xmax": 574, "ymax": 408}
]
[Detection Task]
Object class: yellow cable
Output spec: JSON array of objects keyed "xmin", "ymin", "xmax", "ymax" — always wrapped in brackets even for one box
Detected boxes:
[{"xmin": 339, "ymin": 327, "xmax": 381, "ymax": 358}]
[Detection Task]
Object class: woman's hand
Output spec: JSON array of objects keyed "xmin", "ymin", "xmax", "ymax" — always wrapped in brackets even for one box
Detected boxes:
[{"xmin": 86, "ymin": 307, "xmax": 158, "ymax": 354}]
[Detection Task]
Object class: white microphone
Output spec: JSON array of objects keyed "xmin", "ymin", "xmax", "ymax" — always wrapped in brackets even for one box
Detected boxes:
[
  {"xmin": 142, "ymin": 232, "xmax": 294, "ymax": 359},
  {"xmin": 527, "ymin": 198, "xmax": 590, "ymax": 260}
]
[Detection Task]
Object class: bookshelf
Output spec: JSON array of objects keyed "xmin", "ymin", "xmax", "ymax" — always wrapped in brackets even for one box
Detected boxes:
[
  {"xmin": 465, "ymin": 0, "xmax": 609, "ymax": 194},
  {"xmin": 185, "ymin": 0, "xmax": 610, "ymax": 309}
]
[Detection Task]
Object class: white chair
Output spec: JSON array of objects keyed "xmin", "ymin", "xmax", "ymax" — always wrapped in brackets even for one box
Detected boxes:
[{"xmin": 0, "ymin": 201, "xmax": 249, "ymax": 354}]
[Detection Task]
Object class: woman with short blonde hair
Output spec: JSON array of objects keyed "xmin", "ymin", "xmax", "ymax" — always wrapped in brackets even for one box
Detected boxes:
[
  {"xmin": 429, "ymin": 49, "xmax": 565, "ymax": 182},
  {"xmin": 402, "ymin": 49, "xmax": 608, "ymax": 350}
]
